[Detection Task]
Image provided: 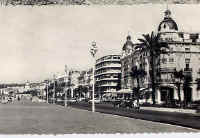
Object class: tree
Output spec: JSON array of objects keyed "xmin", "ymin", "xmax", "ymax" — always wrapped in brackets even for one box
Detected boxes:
[
  {"xmin": 116, "ymin": 73, "xmax": 121, "ymax": 91},
  {"xmin": 138, "ymin": 31, "xmax": 169, "ymax": 104},
  {"xmin": 77, "ymin": 85, "xmax": 86, "ymax": 98},
  {"xmin": 174, "ymin": 69, "xmax": 193, "ymax": 107},
  {"xmin": 196, "ymin": 78, "xmax": 200, "ymax": 91},
  {"xmin": 130, "ymin": 66, "xmax": 146, "ymax": 106},
  {"xmin": 174, "ymin": 69, "xmax": 184, "ymax": 107},
  {"xmin": 183, "ymin": 74, "xmax": 193, "ymax": 107}
]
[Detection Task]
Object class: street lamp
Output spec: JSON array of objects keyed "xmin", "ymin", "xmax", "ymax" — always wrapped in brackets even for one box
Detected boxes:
[
  {"xmin": 53, "ymin": 74, "xmax": 56, "ymax": 104},
  {"xmin": 90, "ymin": 41, "xmax": 98, "ymax": 112},
  {"xmin": 64, "ymin": 65, "xmax": 68, "ymax": 107},
  {"xmin": 46, "ymin": 79, "xmax": 49, "ymax": 104}
]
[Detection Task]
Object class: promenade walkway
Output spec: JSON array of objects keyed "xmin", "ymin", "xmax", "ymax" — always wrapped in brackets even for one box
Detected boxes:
[{"xmin": 0, "ymin": 99, "xmax": 198, "ymax": 134}]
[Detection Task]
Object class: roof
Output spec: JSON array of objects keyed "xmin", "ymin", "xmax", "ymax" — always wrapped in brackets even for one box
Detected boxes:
[
  {"xmin": 122, "ymin": 35, "xmax": 134, "ymax": 51},
  {"xmin": 158, "ymin": 17, "xmax": 178, "ymax": 31}
]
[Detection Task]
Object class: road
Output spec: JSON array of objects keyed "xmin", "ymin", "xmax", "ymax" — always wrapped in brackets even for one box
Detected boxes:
[
  {"xmin": 0, "ymin": 100, "xmax": 198, "ymax": 134},
  {"xmin": 70, "ymin": 102, "xmax": 200, "ymax": 129}
]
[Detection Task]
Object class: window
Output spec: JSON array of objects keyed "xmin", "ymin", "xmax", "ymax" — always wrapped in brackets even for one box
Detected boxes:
[
  {"xmin": 198, "ymin": 69, "xmax": 200, "ymax": 74},
  {"xmin": 190, "ymin": 34, "xmax": 199, "ymax": 43},
  {"xmin": 162, "ymin": 58, "xmax": 167, "ymax": 64},
  {"xmin": 161, "ymin": 90, "xmax": 167, "ymax": 101},
  {"xmin": 186, "ymin": 63, "xmax": 190, "ymax": 69},
  {"xmin": 178, "ymin": 33, "xmax": 184, "ymax": 38},
  {"xmin": 165, "ymin": 37, "xmax": 173, "ymax": 41},
  {"xmin": 169, "ymin": 58, "xmax": 174, "ymax": 63},
  {"xmin": 170, "ymin": 47, "xmax": 173, "ymax": 53},
  {"xmin": 185, "ymin": 48, "xmax": 190, "ymax": 52},
  {"xmin": 185, "ymin": 58, "xmax": 190, "ymax": 63}
]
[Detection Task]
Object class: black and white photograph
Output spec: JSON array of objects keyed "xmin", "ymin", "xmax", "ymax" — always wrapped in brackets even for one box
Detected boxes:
[{"xmin": 0, "ymin": 1, "xmax": 200, "ymax": 136}]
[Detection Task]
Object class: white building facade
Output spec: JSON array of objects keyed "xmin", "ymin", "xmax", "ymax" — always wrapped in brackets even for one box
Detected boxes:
[
  {"xmin": 95, "ymin": 55, "xmax": 121, "ymax": 97},
  {"xmin": 121, "ymin": 9, "xmax": 200, "ymax": 105}
]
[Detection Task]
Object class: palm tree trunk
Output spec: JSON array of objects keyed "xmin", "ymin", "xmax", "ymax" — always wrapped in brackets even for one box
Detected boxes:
[
  {"xmin": 136, "ymin": 77, "xmax": 140, "ymax": 106},
  {"xmin": 151, "ymin": 54, "xmax": 156, "ymax": 105},
  {"xmin": 183, "ymin": 88, "xmax": 186, "ymax": 108},
  {"xmin": 177, "ymin": 83, "xmax": 182, "ymax": 108}
]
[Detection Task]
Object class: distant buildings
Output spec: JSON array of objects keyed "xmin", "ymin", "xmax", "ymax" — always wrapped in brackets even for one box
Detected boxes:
[
  {"xmin": 95, "ymin": 55, "xmax": 121, "ymax": 97},
  {"xmin": 77, "ymin": 69, "xmax": 93, "ymax": 98}
]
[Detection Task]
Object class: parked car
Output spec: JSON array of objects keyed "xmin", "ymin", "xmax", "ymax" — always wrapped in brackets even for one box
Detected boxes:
[
  {"xmin": 76, "ymin": 97, "xmax": 85, "ymax": 102},
  {"xmin": 102, "ymin": 97, "xmax": 111, "ymax": 102},
  {"xmin": 84, "ymin": 98, "xmax": 90, "ymax": 102},
  {"xmin": 1, "ymin": 98, "xmax": 8, "ymax": 104}
]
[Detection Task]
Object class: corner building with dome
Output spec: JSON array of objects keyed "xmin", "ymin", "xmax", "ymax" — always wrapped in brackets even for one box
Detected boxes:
[{"xmin": 121, "ymin": 9, "xmax": 200, "ymax": 105}]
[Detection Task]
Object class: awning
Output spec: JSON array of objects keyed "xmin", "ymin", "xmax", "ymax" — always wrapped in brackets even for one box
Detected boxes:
[
  {"xmin": 139, "ymin": 88, "xmax": 152, "ymax": 95},
  {"xmin": 139, "ymin": 87, "xmax": 152, "ymax": 92},
  {"xmin": 116, "ymin": 89, "xmax": 132, "ymax": 94}
]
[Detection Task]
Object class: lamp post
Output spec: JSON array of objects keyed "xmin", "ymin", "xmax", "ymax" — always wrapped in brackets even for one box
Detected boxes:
[
  {"xmin": 64, "ymin": 65, "xmax": 68, "ymax": 107},
  {"xmin": 90, "ymin": 41, "xmax": 98, "ymax": 112},
  {"xmin": 46, "ymin": 80, "xmax": 49, "ymax": 104},
  {"xmin": 53, "ymin": 74, "xmax": 56, "ymax": 104}
]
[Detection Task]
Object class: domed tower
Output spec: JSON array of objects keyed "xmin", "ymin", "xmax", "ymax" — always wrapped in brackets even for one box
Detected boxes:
[
  {"xmin": 122, "ymin": 35, "xmax": 134, "ymax": 57},
  {"xmin": 158, "ymin": 9, "xmax": 178, "ymax": 33}
]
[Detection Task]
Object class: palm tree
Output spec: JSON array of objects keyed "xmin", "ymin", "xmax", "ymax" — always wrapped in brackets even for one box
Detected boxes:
[
  {"xmin": 130, "ymin": 66, "xmax": 146, "ymax": 106},
  {"xmin": 138, "ymin": 31, "xmax": 169, "ymax": 104},
  {"xmin": 174, "ymin": 69, "xmax": 193, "ymax": 107},
  {"xmin": 196, "ymin": 78, "xmax": 200, "ymax": 91},
  {"xmin": 183, "ymin": 74, "xmax": 193, "ymax": 107},
  {"xmin": 174, "ymin": 69, "xmax": 184, "ymax": 107}
]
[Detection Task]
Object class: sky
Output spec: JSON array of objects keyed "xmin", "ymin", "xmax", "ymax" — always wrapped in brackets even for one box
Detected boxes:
[{"xmin": 0, "ymin": 5, "xmax": 200, "ymax": 83}]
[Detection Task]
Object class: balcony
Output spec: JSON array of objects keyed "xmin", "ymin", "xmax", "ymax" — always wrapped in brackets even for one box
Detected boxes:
[
  {"xmin": 157, "ymin": 78, "xmax": 175, "ymax": 83},
  {"xmin": 95, "ymin": 70, "xmax": 121, "ymax": 77},
  {"xmin": 184, "ymin": 68, "xmax": 192, "ymax": 72},
  {"xmin": 96, "ymin": 58, "xmax": 120, "ymax": 64},
  {"xmin": 158, "ymin": 67, "xmax": 176, "ymax": 73},
  {"xmin": 96, "ymin": 64, "xmax": 121, "ymax": 70},
  {"xmin": 96, "ymin": 77, "xmax": 119, "ymax": 82},
  {"xmin": 101, "ymin": 83, "xmax": 117, "ymax": 87}
]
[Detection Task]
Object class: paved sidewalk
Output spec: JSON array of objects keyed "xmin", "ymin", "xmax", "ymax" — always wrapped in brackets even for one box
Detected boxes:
[{"xmin": 141, "ymin": 106, "xmax": 197, "ymax": 114}]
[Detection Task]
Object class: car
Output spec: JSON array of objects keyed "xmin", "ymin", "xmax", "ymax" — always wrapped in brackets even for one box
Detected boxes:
[
  {"xmin": 76, "ymin": 97, "xmax": 85, "ymax": 102},
  {"xmin": 56, "ymin": 98, "xmax": 63, "ymax": 102},
  {"xmin": 88, "ymin": 98, "xmax": 101, "ymax": 104},
  {"xmin": 1, "ymin": 99, "xmax": 8, "ymax": 104}
]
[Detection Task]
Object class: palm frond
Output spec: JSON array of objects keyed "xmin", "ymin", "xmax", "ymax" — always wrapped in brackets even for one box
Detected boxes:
[{"xmin": 138, "ymin": 39, "xmax": 147, "ymax": 44}]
